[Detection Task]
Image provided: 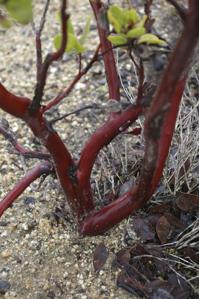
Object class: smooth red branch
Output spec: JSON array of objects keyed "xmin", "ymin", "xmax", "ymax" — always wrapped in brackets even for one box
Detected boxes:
[
  {"xmin": 80, "ymin": 0, "xmax": 199, "ymax": 236},
  {"xmin": 139, "ymin": 0, "xmax": 199, "ymax": 197},
  {"xmin": 80, "ymin": 80, "xmax": 186, "ymax": 236},
  {"xmin": 0, "ymin": 83, "xmax": 30, "ymax": 117},
  {"xmin": 76, "ymin": 105, "xmax": 142, "ymax": 216},
  {"xmin": 23, "ymin": 113, "xmax": 88, "ymax": 217},
  {"xmin": 0, "ymin": 161, "xmax": 52, "ymax": 217},
  {"xmin": 0, "ymin": 83, "xmax": 92, "ymax": 217},
  {"xmin": 150, "ymin": 78, "xmax": 186, "ymax": 193},
  {"xmin": 78, "ymin": 105, "xmax": 143, "ymax": 190},
  {"xmin": 90, "ymin": 0, "xmax": 120, "ymax": 101},
  {"xmin": 79, "ymin": 187, "xmax": 138, "ymax": 235}
]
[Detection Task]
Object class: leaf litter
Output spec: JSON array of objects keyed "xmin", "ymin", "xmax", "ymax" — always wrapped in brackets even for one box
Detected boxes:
[{"xmin": 113, "ymin": 193, "xmax": 199, "ymax": 298}]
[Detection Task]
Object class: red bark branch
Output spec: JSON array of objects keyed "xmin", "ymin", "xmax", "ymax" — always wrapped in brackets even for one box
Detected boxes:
[
  {"xmin": 0, "ymin": 83, "xmax": 93, "ymax": 218},
  {"xmin": 89, "ymin": 0, "xmax": 120, "ymax": 101},
  {"xmin": 78, "ymin": 105, "xmax": 143, "ymax": 190},
  {"xmin": 149, "ymin": 78, "xmax": 186, "ymax": 193},
  {"xmin": 80, "ymin": 0, "xmax": 199, "ymax": 236},
  {"xmin": 0, "ymin": 161, "xmax": 52, "ymax": 217},
  {"xmin": 79, "ymin": 187, "xmax": 138, "ymax": 235},
  {"xmin": 1, "ymin": 0, "xmax": 199, "ymax": 236},
  {"xmin": 0, "ymin": 83, "xmax": 30, "ymax": 118},
  {"xmin": 24, "ymin": 111, "xmax": 91, "ymax": 217}
]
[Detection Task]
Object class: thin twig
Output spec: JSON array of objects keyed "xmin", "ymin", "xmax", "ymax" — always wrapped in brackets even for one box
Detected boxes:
[
  {"xmin": 38, "ymin": 0, "xmax": 51, "ymax": 35},
  {"xmin": 50, "ymin": 105, "xmax": 94, "ymax": 124},
  {"xmin": 35, "ymin": 0, "xmax": 51, "ymax": 80},
  {"xmin": 30, "ymin": 0, "xmax": 68, "ymax": 114},
  {"xmin": 129, "ymin": 49, "xmax": 140, "ymax": 72},
  {"xmin": 136, "ymin": 60, "xmax": 145, "ymax": 105},
  {"xmin": 0, "ymin": 123, "xmax": 50, "ymax": 159},
  {"xmin": 166, "ymin": 0, "xmax": 187, "ymax": 22},
  {"xmin": 77, "ymin": 54, "xmax": 82, "ymax": 73},
  {"xmin": 43, "ymin": 44, "xmax": 100, "ymax": 112}
]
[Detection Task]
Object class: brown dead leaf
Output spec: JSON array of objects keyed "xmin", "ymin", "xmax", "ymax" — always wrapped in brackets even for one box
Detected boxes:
[
  {"xmin": 117, "ymin": 271, "xmax": 148, "ymax": 297},
  {"xmin": 180, "ymin": 247, "xmax": 199, "ymax": 264},
  {"xmin": 149, "ymin": 202, "xmax": 172, "ymax": 214},
  {"xmin": 164, "ymin": 212, "xmax": 185, "ymax": 229},
  {"xmin": 156, "ymin": 216, "xmax": 171, "ymax": 244},
  {"xmin": 132, "ymin": 216, "xmax": 158, "ymax": 242},
  {"xmin": 93, "ymin": 243, "xmax": 109, "ymax": 273},
  {"xmin": 176, "ymin": 193, "xmax": 199, "ymax": 212}
]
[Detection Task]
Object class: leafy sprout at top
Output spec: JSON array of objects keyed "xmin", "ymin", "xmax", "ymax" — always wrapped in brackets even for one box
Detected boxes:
[{"xmin": 107, "ymin": 5, "xmax": 166, "ymax": 47}]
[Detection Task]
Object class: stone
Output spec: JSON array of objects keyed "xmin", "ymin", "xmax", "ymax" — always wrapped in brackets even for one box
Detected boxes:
[{"xmin": 0, "ymin": 280, "xmax": 11, "ymax": 295}]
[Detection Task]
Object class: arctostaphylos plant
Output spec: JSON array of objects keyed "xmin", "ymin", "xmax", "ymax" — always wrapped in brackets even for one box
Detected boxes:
[{"xmin": 0, "ymin": 0, "xmax": 199, "ymax": 236}]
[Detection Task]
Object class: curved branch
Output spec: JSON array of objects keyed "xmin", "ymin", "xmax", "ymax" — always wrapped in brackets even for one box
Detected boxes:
[
  {"xmin": 0, "ymin": 83, "xmax": 30, "ymax": 118},
  {"xmin": 80, "ymin": 0, "xmax": 199, "ymax": 236},
  {"xmin": 79, "ymin": 187, "xmax": 138, "ymax": 235},
  {"xmin": 0, "ymin": 84, "xmax": 88, "ymax": 217},
  {"xmin": 0, "ymin": 161, "xmax": 52, "ymax": 217},
  {"xmin": 78, "ymin": 105, "xmax": 143, "ymax": 191}
]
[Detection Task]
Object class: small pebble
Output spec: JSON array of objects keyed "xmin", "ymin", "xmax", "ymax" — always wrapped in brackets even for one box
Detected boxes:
[
  {"xmin": 0, "ymin": 267, "xmax": 10, "ymax": 279},
  {"xmin": 0, "ymin": 280, "xmax": 11, "ymax": 295},
  {"xmin": 1, "ymin": 249, "xmax": 12, "ymax": 258},
  {"xmin": 23, "ymin": 196, "xmax": 36, "ymax": 206}
]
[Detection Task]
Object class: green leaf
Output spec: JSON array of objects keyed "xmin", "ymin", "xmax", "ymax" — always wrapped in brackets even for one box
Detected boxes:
[
  {"xmin": 79, "ymin": 16, "xmax": 90, "ymax": 45},
  {"xmin": 107, "ymin": 5, "xmax": 125, "ymax": 33},
  {"xmin": 125, "ymin": 8, "xmax": 140, "ymax": 24},
  {"xmin": 107, "ymin": 34, "xmax": 128, "ymax": 46},
  {"xmin": 67, "ymin": 18, "xmax": 74, "ymax": 34},
  {"xmin": 126, "ymin": 27, "xmax": 145, "ymax": 39},
  {"xmin": 74, "ymin": 40, "xmax": 85, "ymax": 54},
  {"xmin": 5, "ymin": 0, "xmax": 33, "ymax": 25},
  {"xmin": 66, "ymin": 33, "xmax": 76, "ymax": 52},
  {"xmin": 54, "ymin": 32, "xmax": 85, "ymax": 54},
  {"xmin": 134, "ymin": 15, "xmax": 147, "ymax": 28},
  {"xmin": 137, "ymin": 33, "xmax": 167, "ymax": 46},
  {"xmin": 54, "ymin": 34, "xmax": 62, "ymax": 50}
]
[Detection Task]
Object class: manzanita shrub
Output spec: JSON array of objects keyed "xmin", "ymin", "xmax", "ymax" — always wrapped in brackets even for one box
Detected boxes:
[{"xmin": 0, "ymin": 0, "xmax": 199, "ymax": 236}]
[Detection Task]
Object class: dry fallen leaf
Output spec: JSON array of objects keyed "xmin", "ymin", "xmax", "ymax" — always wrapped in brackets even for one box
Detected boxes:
[
  {"xmin": 93, "ymin": 243, "xmax": 109, "ymax": 273},
  {"xmin": 156, "ymin": 216, "xmax": 171, "ymax": 244},
  {"xmin": 176, "ymin": 193, "xmax": 199, "ymax": 212}
]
